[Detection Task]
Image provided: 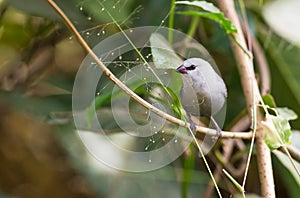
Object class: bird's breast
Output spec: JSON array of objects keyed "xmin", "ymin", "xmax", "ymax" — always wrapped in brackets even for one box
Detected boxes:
[{"xmin": 180, "ymin": 71, "xmax": 227, "ymax": 117}]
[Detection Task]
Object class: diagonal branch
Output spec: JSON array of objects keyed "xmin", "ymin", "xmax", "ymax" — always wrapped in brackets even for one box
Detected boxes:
[{"xmin": 47, "ymin": 0, "xmax": 252, "ymax": 139}]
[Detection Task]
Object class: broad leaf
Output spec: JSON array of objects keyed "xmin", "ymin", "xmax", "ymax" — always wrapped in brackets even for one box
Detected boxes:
[
  {"xmin": 150, "ymin": 33, "xmax": 182, "ymax": 69},
  {"xmin": 261, "ymin": 94, "xmax": 297, "ymax": 149},
  {"xmin": 176, "ymin": 1, "xmax": 237, "ymax": 34},
  {"xmin": 176, "ymin": 1, "xmax": 220, "ymax": 13},
  {"xmin": 277, "ymin": 108, "xmax": 298, "ymax": 121},
  {"xmin": 261, "ymin": 114, "xmax": 292, "ymax": 150},
  {"xmin": 262, "ymin": 94, "xmax": 277, "ymax": 108},
  {"xmin": 273, "ymin": 131, "xmax": 300, "ymax": 196}
]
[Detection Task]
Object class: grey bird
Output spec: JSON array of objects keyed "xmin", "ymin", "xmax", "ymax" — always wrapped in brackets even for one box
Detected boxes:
[{"xmin": 176, "ymin": 58, "xmax": 227, "ymax": 136}]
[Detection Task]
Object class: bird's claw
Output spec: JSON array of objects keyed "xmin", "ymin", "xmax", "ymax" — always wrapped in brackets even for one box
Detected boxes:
[
  {"xmin": 189, "ymin": 120, "xmax": 196, "ymax": 133},
  {"xmin": 187, "ymin": 114, "xmax": 197, "ymax": 134},
  {"xmin": 210, "ymin": 116, "xmax": 222, "ymax": 140}
]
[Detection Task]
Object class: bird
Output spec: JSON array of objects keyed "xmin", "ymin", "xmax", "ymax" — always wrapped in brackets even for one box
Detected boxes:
[{"xmin": 176, "ymin": 58, "xmax": 227, "ymax": 136}]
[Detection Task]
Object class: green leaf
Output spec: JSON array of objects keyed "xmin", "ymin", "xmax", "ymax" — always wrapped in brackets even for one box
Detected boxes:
[
  {"xmin": 177, "ymin": 10, "xmax": 237, "ymax": 35},
  {"xmin": 150, "ymin": 33, "xmax": 182, "ymax": 69},
  {"xmin": 261, "ymin": 114, "xmax": 292, "ymax": 150},
  {"xmin": 262, "ymin": 94, "xmax": 277, "ymax": 108},
  {"xmin": 85, "ymin": 91, "xmax": 112, "ymax": 127},
  {"xmin": 261, "ymin": 94, "xmax": 297, "ymax": 149},
  {"xmin": 149, "ymin": 33, "xmax": 184, "ymax": 118},
  {"xmin": 146, "ymin": 82, "xmax": 183, "ymax": 118},
  {"xmin": 273, "ymin": 131, "xmax": 300, "ymax": 197},
  {"xmin": 277, "ymin": 107, "xmax": 298, "ymax": 121},
  {"xmin": 262, "ymin": 94, "xmax": 298, "ymax": 121},
  {"xmin": 176, "ymin": 1, "xmax": 252, "ymax": 58},
  {"xmin": 175, "ymin": 1, "xmax": 237, "ymax": 34},
  {"xmin": 176, "ymin": 1, "xmax": 220, "ymax": 13}
]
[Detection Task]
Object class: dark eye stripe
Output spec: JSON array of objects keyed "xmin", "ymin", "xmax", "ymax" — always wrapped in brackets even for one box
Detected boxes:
[{"xmin": 186, "ymin": 65, "xmax": 196, "ymax": 70}]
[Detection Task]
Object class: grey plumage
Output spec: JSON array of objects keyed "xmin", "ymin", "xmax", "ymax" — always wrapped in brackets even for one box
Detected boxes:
[{"xmin": 176, "ymin": 58, "xmax": 227, "ymax": 135}]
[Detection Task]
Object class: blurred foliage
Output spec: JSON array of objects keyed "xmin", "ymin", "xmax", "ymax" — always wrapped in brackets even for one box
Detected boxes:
[{"xmin": 0, "ymin": 0, "xmax": 300, "ymax": 197}]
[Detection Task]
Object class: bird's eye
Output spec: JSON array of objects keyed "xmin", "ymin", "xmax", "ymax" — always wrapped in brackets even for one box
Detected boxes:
[{"xmin": 186, "ymin": 65, "xmax": 196, "ymax": 70}]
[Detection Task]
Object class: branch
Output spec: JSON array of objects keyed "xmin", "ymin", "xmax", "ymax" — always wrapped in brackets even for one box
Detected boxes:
[
  {"xmin": 279, "ymin": 145, "xmax": 300, "ymax": 164},
  {"xmin": 252, "ymin": 36, "xmax": 271, "ymax": 95},
  {"xmin": 256, "ymin": 128, "xmax": 276, "ymax": 196},
  {"xmin": 47, "ymin": 0, "xmax": 252, "ymax": 140},
  {"xmin": 217, "ymin": 0, "xmax": 275, "ymax": 197}
]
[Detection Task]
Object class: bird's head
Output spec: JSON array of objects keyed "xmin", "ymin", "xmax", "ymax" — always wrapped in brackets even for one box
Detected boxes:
[{"xmin": 176, "ymin": 58, "xmax": 203, "ymax": 74}]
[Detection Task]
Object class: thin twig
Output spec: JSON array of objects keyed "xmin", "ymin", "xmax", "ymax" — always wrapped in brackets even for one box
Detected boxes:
[
  {"xmin": 279, "ymin": 145, "xmax": 300, "ymax": 164},
  {"xmin": 47, "ymin": 0, "xmax": 252, "ymax": 140},
  {"xmin": 252, "ymin": 35, "xmax": 271, "ymax": 95},
  {"xmin": 238, "ymin": 0, "xmax": 252, "ymax": 53},
  {"xmin": 239, "ymin": 10, "xmax": 271, "ymax": 95},
  {"xmin": 280, "ymin": 146, "xmax": 300, "ymax": 176},
  {"xmin": 188, "ymin": 127, "xmax": 223, "ymax": 198},
  {"xmin": 242, "ymin": 106, "xmax": 257, "ymax": 188},
  {"xmin": 202, "ymin": 139, "xmax": 235, "ymax": 197}
]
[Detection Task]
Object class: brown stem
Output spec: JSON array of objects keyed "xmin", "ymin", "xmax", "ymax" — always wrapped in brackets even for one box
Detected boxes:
[
  {"xmin": 256, "ymin": 129, "xmax": 276, "ymax": 197},
  {"xmin": 217, "ymin": 0, "xmax": 275, "ymax": 197},
  {"xmin": 47, "ymin": 0, "xmax": 253, "ymax": 140},
  {"xmin": 252, "ymin": 36, "xmax": 271, "ymax": 95},
  {"xmin": 279, "ymin": 145, "xmax": 300, "ymax": 164}
]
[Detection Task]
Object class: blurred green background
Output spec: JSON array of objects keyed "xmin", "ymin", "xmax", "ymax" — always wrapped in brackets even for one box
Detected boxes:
[{"xmin": 0, "ymin": 0, "xmax": 299, "ymax": 197}]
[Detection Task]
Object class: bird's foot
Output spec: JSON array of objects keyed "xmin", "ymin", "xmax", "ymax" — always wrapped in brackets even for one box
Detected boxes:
[
  {"xmin": 210, "ymin": 116, "xmax": 222, "ymax": 140},
  {"xmin": 187, "ymin": 114, "xmax": 197, "ymax": 133},
  {"xmin": 189, "ymin": 120, "xmax": 197, "ymax": 133}
]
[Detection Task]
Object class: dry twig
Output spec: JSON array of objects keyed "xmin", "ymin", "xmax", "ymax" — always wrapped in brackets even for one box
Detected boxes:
[{"xmin": 47, "ymin": 0, "xmax": 252, "ymax": 140}]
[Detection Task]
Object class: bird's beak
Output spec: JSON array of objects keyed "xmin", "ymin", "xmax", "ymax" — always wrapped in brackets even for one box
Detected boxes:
[{"xmin": 176, "ymin": 65, "xmax": 187, "ymax": 74}]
